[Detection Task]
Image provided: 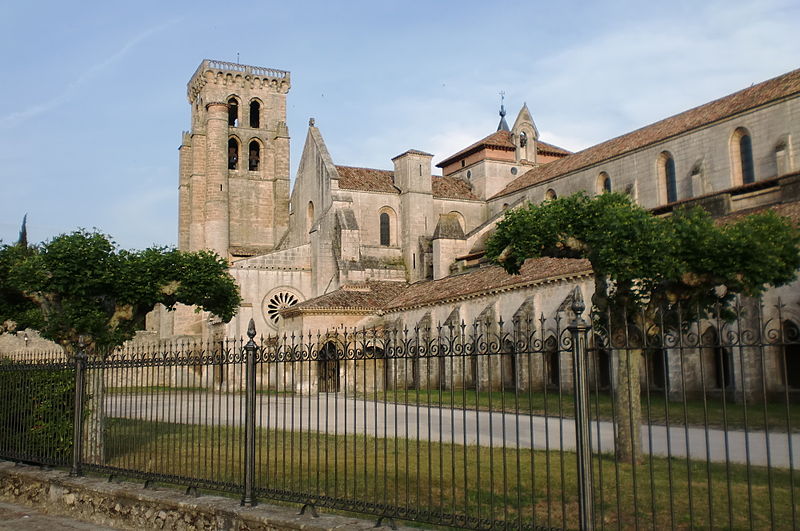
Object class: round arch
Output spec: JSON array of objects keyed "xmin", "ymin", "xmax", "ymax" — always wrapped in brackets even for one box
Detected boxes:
[
  {"xmin": 378, "ymin": 206, "xmax": 397, "ymax": 246},
  {"xmin": 596, "ymin": 172, "xmax": 611, "ymax": 194},
  {"xmin": 226, "ymin": 95, "xmax": 240, "ymax": 127},
  {"xmin": 248, "ymin": 98, "xmax": 262, "ymax": 128},
  {"xmin": 448, "ymin": 210, "xmax": 466, "ymax": 232},
  {"xmin": 730, "ymin": 127, "xmax": 755, "ymax": 186},
  {"xmin": 656, "ymin": 151, "xmax": 677, "ymax": 204},
  {"xmin": 247, "ymin": 138, "xmax": 262, "ymax": 171},
  {"xmin": 227, "ymin": 136, "xmax": 241, "ymax": 170}
]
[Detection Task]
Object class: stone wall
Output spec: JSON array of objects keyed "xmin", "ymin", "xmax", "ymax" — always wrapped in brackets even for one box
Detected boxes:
[{"xmin": 0, "ymin": 462, "xmax": 416, "ymax": 531}]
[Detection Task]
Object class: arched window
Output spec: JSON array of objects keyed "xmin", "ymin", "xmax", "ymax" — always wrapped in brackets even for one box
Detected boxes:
[
  {"xmin": 519, "ymin": 131, "xmax": 528, "ymax": 148},
  {"xmin": 658, "ymin": 152, "xmax": 678, "ymax": 203},
  {"xmin": 545, "ymin": 189, "xmax": 557, "ymax": 201},
  {"xmin": 248, "ymin": 140, "xmax": 260, "ymax": 171},
  {"xmin": 228, "ymin": 137, "xmax": 239, "ymax": 170},
  {"xmin": 597, "ymin": 172, "xmax": 611, "ymax": 194},
  {"xmin": 740, "ymin": 133, "xmax": 755, "ymax": 184},
  {"xmin": 731, "ymin": 127, "xmax": 755, "ymax": 185},
  {"xmin": 380, "ymin": 212, "xmax": 390, "ymax": 246},
  {"xmin": 249, "ymin": 100, "xmax": 260, "ymax": 128},
  {"xmin": 227, "ymin": 97, "xmax": 239, "ymax": 127}
]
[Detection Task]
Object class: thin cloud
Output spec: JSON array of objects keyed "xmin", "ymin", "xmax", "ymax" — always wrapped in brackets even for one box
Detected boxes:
[{"xmin": 0, "ymin": 18, "xmax": 181, "ymax": 127}]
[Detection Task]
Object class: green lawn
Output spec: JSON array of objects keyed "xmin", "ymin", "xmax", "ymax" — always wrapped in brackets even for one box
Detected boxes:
[
  {"xmin": 363, "ymin": 388, "xmax": 799, "ymax": 432},
  {"xmin": 101, "ymin": 417, "xmax": 799, "ymax": 530}
]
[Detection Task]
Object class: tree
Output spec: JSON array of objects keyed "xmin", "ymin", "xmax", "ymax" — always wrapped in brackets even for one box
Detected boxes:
[
  {"xmin": 0, "ymin": 229, "xmax": 241, "ymax": 462},
  {"xmin": 1, "ymin": 229, "xmax": 240, "ymax": 352},
  {"xmin": 486, "ymin": 192, "xmax": 800, "ymax": 462}
]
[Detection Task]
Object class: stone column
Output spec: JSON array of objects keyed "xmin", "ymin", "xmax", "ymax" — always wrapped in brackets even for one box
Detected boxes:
[
  {"xmin": 177, "ymin": 132, "xmax": 192, "ymax": 251},
  {"xmin": 204, "ymin": 102, "xmax": 230, "ymax": 259}
]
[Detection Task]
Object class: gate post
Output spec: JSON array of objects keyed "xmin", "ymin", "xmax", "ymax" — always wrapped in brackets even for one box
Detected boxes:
[
  {"xmin": 241, "ymin": 319, "xmax": 258, "ymax": 506},
  {"xmin": 69, "ymin": 338, "xmax": 87, "ymax": 477},
  {"xmin": 568, "ymin": 287, "xmax": 594, "ymax": 530}
]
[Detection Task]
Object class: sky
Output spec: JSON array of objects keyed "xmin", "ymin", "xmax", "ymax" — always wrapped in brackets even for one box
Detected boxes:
[{"xmin": 1, "ymin": 0, "xmax": 798, "ymax": 250}]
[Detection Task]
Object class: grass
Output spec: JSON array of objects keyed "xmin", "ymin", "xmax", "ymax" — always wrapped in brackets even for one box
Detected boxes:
[
  {"xmin": 362, "ymin": 388, "xmax": 800, "ymax": 432},
  {"xmin": 101, "ymin": 417, "xmax": 799, "ymax": 530}
]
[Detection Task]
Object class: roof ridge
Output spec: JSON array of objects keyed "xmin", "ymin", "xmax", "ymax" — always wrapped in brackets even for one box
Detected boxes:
[{"xmin": 335, "ymin": 164, "xmax": 393, "ymax": 173}]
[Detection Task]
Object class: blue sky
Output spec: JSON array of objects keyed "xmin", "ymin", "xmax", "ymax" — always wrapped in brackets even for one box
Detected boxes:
[{"xmin": 1, "ymin": 0, "xmax": 798, "ymax": 249}]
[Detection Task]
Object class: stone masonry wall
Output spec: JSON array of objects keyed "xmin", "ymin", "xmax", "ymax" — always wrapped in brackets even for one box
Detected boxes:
[{"xmin": 0, "ymin": 462, "xmax": 417, "ymax": 531}]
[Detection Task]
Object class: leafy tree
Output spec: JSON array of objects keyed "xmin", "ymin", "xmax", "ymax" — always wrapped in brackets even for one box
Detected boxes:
[
  {"xmin": 487, "ymin": 192, "xmax": 800, "ymax": 462},
  {"xmin": 1, "ymin": 229, "xmax": 240, "ymax": 352},
  {"xmin": 0, "ymin": 229, "xmax": 241, "ymax": 462}
]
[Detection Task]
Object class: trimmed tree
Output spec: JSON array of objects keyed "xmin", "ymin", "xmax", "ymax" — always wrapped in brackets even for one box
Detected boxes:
[
  {"xmin": 0, "ymin": 229, "xmax": 241, "ymax": 461},
  {"xmin": 486, "ymin": 192, "xmax": 800, "ymax": 462}
]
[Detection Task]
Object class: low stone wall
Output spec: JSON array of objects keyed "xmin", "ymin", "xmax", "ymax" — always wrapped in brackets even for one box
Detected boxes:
[{"xmin": 0, "ymin": 461, "xmax": 416, "ymax": 531}]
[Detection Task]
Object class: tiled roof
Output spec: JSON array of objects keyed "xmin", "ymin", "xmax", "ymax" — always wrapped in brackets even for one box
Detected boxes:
[
  {"xmin": 384, "ymin": 257, "xmax": 592, "ymax": 310},
  {"xmin": 437, "ymin": 131, "xmax": 516, "ymax": 167},
  {"xmin": 493, "ymin": 68, "xmax": 800, "ymax": 199},
  {"xmin": 335, "ymin": 164, "xmax": 478, "ymax": 199},
  {"xmin": 436, "ymin": 130, "xmax": 571, "ymax": 168},
  {"xmin": 282, "ymin": 281, "xmax": 408, "ymax": 315},
  {"xmin": 336, "ymin": 165, "xmax": 399, "ymax": 193},
  {"xmin": 536, "ymin": 140, "xmax": 572, "ymax": 156},
  {"xmin": 716, "ymin": 197, "xmax": 800, "ymax": 226},
  {"xmin": 432, "ymin": 176, "xmax": 479, "ymax": 200}
]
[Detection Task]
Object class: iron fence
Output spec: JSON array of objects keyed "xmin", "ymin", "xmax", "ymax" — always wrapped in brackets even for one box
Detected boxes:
[{"xmin": 1, "ymin": 292, "xmax": 799, "ymax": 530}]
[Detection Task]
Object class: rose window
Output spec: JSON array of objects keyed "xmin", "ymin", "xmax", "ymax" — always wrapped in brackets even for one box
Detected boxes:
[{"xmin": 265, "ymin": 291, "xmax": 299, "ymax": 324}]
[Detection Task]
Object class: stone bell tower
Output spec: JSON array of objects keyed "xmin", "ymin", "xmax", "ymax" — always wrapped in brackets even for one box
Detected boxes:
[{"xmin": 178, "ymin": 59, "xmax": 291, "ymax": 259}]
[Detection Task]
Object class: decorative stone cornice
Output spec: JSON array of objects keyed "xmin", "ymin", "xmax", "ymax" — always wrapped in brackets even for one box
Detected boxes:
[{"xmin": 187, "ymin": 59, "xmax": 291, "ymax": 102}]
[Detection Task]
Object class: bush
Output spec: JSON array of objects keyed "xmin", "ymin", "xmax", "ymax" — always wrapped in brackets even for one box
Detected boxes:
[{"xmin": 0, "ymin": 361, "xmax": 74, "ymax": 463}]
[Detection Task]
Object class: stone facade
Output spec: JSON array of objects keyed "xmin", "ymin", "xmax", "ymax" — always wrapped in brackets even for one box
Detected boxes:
[
  {"xmin": 151, "ymin": 61, "xmax": 800, "ymax": 401},
  {"xmin": 7, "ymin": 60, "xmax": 799, "ymax": 402}
]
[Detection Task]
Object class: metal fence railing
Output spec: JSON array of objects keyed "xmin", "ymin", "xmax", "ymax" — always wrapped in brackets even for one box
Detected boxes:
[{"xmin": 1, "ymin": 292, "xmax": 798, "ymax": 530}]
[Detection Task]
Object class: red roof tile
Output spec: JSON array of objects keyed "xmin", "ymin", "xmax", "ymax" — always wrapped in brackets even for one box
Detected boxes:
[
  {"xmin": 437, "ymin": 131, "xmax": 516, "ymax": 167},
  {"xmin": 493, "ymin": 68, "xmax": 800, "ymax": 199},
  {"xmin": 336, "ymin": 165, "xmax": 399, "ymax": 193},
  {"xmin": 282, "ymin": 281, "xmax": 409, "ymax": 316},
  {"xmin": 436, "ymin": 130, "xmax": 571, "ymax": 168},
  {"xmin": 432, "ymin": 176, "xmax": 479, "ymax": 200},
  {"xmin": 384, "ymin": 257, "xmax": 592, "ymax": 310},
  {"xmin": 335, "ymin": 165, "xmax": 477, "ymax": 199}
]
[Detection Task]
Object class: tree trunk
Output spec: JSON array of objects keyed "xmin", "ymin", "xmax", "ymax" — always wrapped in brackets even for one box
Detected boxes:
[
  {"xmin": 83, "ymin": 366, "xmax": 105, "ymax": 465},
  {"xmin": 614, "ymin": 347, "xmax": 642, "ymax": 463}
]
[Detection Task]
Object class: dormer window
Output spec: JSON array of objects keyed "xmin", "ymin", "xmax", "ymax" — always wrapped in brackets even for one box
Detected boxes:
[{"xmin": 519, "ymin": 131, "xmax": 528, "ymax": 148}]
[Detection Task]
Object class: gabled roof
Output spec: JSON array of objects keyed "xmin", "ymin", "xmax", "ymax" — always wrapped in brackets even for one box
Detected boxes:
[
  {"xmin": 493, "ymin": 68, "xmax": 800, "ymax": 199},
  {"xmin": 436, "ymin": 130, "xmax": 571, "ymax": 168},
  {"xmin": 384, "ymin": 257, "xmax": 592, "ymax": 311},
  {"xmin": 282, "ymin": 281, "xmax": 408, "ymax": 316},
  {"xmin": 432, "ymin": 176, "xmax": 479, "ymax": 200},
  {"xmin": 336, "ymin": 165, "xmax": 399, "ymax": 193},
  {"xmin": 436, "ymin": 131, "xmax": 516, "ymax": 168},
  {"xmin": 334, "ymin": 165, "xmax": 478, "ymax": 200}
]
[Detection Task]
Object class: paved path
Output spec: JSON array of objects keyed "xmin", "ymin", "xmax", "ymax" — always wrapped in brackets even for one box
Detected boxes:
[
  {"xmin": 106, "ymin": 392, "xmax": 800, "ymax": 469},
  {"xmin": 0, "ymin": 501, "xmax": 120, "ymax": 530}
]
